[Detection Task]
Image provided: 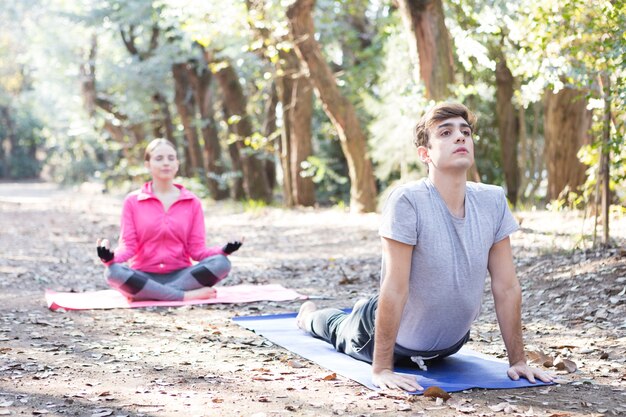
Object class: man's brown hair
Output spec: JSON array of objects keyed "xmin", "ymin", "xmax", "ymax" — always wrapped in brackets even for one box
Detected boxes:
[{"xmin": 413, "ymin": 103, "xmax": 477, "ymax": 148}]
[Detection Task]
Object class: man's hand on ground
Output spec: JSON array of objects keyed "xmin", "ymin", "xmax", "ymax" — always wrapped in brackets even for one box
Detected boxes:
[
  {"xmin": 507, "ymin": 360, "xmax": 554, "ymax": 383},
  {"xmin": 372, "ymin": 369, "xmax": 423, "ymax": 392}
]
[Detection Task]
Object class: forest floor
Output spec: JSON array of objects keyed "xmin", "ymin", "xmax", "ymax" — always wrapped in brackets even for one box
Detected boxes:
[{"xmin": 0, "ymin": 180, "xmax": 625, "ymax": 417}]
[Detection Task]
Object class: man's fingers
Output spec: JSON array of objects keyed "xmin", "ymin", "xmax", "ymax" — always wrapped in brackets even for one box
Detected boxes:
[
  {"xmin": 535, "ymin": 370, "xmax": 553, "ymax": 383},
  {"xmin": 507, "ymin": 368, "xmax": 520, "ymax": 381}
]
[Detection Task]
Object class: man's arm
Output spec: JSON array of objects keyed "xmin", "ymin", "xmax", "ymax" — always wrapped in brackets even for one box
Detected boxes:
[
  {"xmin": 372, "ymin": 237, "xmax": 423, "ymax": 391},
  {"xmin": 488, "ymin": 237, "xmax": 553, "ymax": 383}
]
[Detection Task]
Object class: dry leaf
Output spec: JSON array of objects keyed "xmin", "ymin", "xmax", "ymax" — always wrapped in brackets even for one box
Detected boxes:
[
  {"xmin": 489, "ymin": 402, "xmax": 518, "ymax": 413},
  {"xmin": 526, "ymin": 350, "xmax": 554, "ymax": 367},
  {"xmin": 554, "ymin": 357, "xmax": 577, "ymax": 373},
  {"xmin": 423, "ymin": 386, "xmax": 451, "ymax": 401},
  {"xmin": 322, "ymin": 373, "xmax": 337, "ymax": 381},
  {"xmin": 288, "ymin": 359, "xmax": 306, "ymax": 368},
  {"xmin": 90, "ymin": 410, "xmax": 112, "ymax": 417}
]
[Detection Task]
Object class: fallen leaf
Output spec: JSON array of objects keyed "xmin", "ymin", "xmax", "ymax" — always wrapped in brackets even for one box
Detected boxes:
[
  {"xmin": 397, "ymin": 403, "xmax": 412, "ymax": 411},
  {"xmin": 489, "ymin": 402, "xmax": 518, "ymax": 413},
  {"xmin": 322, "ymin": 373, "xmax": 336, "ymax": 381},
  {"xmin": 527, "ymin": 350, "xmax": 554, "ymax": 367},
  {"xmin": 90, "ymin": 410, "xmax": 113, "ymax": 417},
  {"xmin": 423, "ymin": 386, "xmax": 451, "ymax": 401},
  {"xmin": 554, "ymin": 357, "xmax": 577, "ymax": 373},
  {"xmin": 287, "ymin": 359, "xmax": 306, "ymax": 368}
]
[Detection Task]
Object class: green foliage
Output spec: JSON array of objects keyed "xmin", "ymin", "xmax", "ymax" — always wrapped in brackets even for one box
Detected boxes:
[{"xmin": 1, "ymin": 0, "xmax": 623, "ymax": 217}]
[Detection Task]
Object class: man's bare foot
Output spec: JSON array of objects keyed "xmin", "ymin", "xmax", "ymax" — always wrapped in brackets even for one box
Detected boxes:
[
  {"xmin": 183, "ymin": 287, "xmax": 217, "ymax": 301},
  {"xmin": 296, "ymin": 301, "xmax": 317, "ymax": 331}
]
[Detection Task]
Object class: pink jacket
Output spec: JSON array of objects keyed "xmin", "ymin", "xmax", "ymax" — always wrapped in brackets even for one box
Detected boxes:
[{"xmin": 107, "ymin": 182, "xmax": 224, "ymax": 273}]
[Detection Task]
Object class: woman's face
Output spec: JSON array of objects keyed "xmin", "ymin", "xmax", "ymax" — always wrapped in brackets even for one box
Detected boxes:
[{"xmin": 145, "ymin": 144, "xmax": 179, "ymax": 181}]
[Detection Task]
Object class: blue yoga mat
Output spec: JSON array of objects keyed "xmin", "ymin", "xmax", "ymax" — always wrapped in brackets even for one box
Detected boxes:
[{"xmin": 233, "ymin": 312, "xmax": 553, "ymax": 394}]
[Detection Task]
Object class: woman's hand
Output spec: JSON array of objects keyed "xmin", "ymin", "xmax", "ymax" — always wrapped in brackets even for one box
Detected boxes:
[
  {"xmin": 222, "ymin": 237, "xmax": 244, "ymax": 255},
  {"xmin": 96, "ymin": 238, "xmax": 115, "ymax": 262}
]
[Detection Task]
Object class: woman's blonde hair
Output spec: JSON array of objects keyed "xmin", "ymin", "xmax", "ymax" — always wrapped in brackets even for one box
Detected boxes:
[{"xmin": 144, "ymin": 139, "xmax": 177, "ymax": 161}]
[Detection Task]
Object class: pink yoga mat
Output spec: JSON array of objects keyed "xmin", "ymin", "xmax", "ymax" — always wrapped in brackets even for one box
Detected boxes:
[{"xmin": 45, "ymin": 284, "xmax": 306, "ymax": 311}]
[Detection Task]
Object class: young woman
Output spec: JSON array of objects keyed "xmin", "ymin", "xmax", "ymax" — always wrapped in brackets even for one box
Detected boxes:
[{"xmin": 96, "ymin": 138, "xmax": 242, "ymax": 301}]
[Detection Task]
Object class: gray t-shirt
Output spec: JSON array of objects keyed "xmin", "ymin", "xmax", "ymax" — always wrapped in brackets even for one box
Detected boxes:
[{"xmin": 378, "ymin": 178, "xmax": 519, "ymax": 351}]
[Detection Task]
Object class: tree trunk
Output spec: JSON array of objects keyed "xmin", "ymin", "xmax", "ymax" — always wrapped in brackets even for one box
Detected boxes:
[
  {"xmin": 263, "ymin": 82, "xmax": 279, "ymax": 192},
  {"xmin": 287, "ymin": 0, "xmax": 377, "ymax": 213},
  {"xmin": 495, "ymin": 54, "xmax": 520, "ymax": 205},
  {"xmin": 288, "ymin": 76, "xmax": 315, "ymax": 206},
  {"xmin": 517, "ymin": 104, "xmax": 528, "ymax": 201},
  {"xmin": 397, "ymin": 0, "xmax": 455, "ymax": 100},
  {"xmin": 215, "ymin": 62, "xmax": 272, "ymax": 202},
  {"xmin": 544, "ymin": 87, "xmax": 592, "ymax": 200},
  {"xmin": 151, "ymin": 93, "xmax": 176, "ymax": 145},
  {"xmin": 172, "ymin": 63, "xmax": 205, "ymax": 180},
  {"xmin": 600, "ymin": 73, "xmax": 611, "ymax": 246},
  {"xmin": 528, "ymin": 101, "xmax": 544, "ymax": 198},
  {"xmin": 0, "ymin": 106, "xmax": 15, "ymax": 178},
  {"xmin": 277, "ymin": 49, "xmax": 315, "ymax": 207},
  {"xmin": 276, "ymin": 75, "xmax": 294, "ymax": 207},
  {"xmin": 187, "ymin": 59, "xmax": 229, "ymax": 200}
]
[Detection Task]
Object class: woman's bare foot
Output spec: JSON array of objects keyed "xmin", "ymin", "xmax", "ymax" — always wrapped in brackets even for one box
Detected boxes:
[
  {"xmin": 183, "ymin": 287, "xmax": 217, "ymax": 301},
  {"xmin": 296, "ymin": 301, "xmax": 317, "ymax": 331}
]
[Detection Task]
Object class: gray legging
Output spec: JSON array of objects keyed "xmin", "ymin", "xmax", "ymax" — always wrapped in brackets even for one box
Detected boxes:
[
  {"xmin": 105, "ymin": 254, "xmax": 231, "ymax": 301},
  {"xmin": 306, "ymin": 295, "xmax": 469, "ymax": 367}
]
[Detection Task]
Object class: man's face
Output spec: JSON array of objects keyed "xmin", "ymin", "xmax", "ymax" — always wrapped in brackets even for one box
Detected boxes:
[{"xmin": 420, "ymin": 116, "xmax": 474, "ymax": 173}]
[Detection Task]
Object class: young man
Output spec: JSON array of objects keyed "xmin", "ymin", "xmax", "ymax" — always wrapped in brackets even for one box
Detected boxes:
[{"xmin": 297, "ymin": 102, "xmax": 553, "ymax": 391}]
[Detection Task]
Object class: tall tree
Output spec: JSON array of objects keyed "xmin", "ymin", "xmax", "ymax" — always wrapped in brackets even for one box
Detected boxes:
[
  {"xmin": 245, "ymin": 0, "xmax": 316, "ymax": 206},
  {"xmin": 544, "ymin": 87, "xmax": 592, "ymax": 200},
  {"xmin": 494, "ymin": 50, "xmax": 520, "ymax": 205},
  {"xmin": 188, "ymin": 47, "xmax": 229, "ymax": 200},
  {"xmin": 172, "ymin": 62, "xmax": 205, "ymax": 179},
  {"xmin": 287, "ymin": 0, "xmax": 377, "ymax": 213},
  {"xmin": 214, "ymin": 61, "xmax": 273, "ymax": 202},
  {"xmin": 396, "ymin": 0, "xmax": 455, "ymax": 100}
]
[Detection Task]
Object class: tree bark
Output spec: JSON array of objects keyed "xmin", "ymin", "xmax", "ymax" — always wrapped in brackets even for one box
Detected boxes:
[
  {"xmin": 517, "ymin": 104, "xmax": 528, "ymax": 201},
  {"xmin": 288, "ymin": 76, "xmax": 315, "ymax": 206},
  {"xmin": 172, "ymin": 62, "xmax": 205, "ymax": 180},
  {"xmin": 151, "ymin": 93, "xmax": 176, "ymax": 145},
  {"xmin": 495, "ymin": 53, "xmax": 520, "ymax": 205},
  {"xmin": 0, "ymin": 106, "xmax": 15, "ymax": 178},
  {"xmin": 544, "ymin": 87, "xmax": 592, "ymax": 200},
  {"xmin": 599, "ymin": 73, "xmax": 611, "ymax": 246},
  {"xmin": 276, "ymin": 50, "xmax": 315, "ymax": 207},
  {"xmin": 215, "ymin": 62, "xmax": 273, "ymax": 202},
  {"xmin": 397, "ymin": 0, "xmax": 455, "ymax": 100},
  {"xmin": 276, "ymin": 75, "xmax": 294, "ymax": 207},
  {"xmin": 262, "ymin": 82, "xmax": 279, "ymax": 192},
  {"xmin": 287, "ymin": 0, "xmax": 377, "ymax": 213},
  {"xmin": 187, "ymin": 56, "xmax": 229, "ymax": 200}
]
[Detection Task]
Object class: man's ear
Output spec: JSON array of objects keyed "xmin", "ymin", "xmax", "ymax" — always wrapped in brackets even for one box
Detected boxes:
[{"xmin": 417, "ymin": 146, "xmax": 430, "ymax": 163}]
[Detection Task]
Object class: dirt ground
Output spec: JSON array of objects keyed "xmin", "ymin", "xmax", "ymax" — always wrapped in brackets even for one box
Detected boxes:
[{"xmin": 0, "ymin": 181, "xmax": 625, "ymax": 417}]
